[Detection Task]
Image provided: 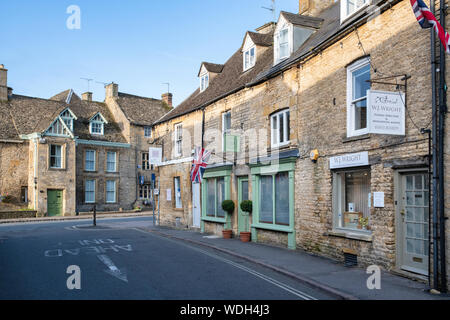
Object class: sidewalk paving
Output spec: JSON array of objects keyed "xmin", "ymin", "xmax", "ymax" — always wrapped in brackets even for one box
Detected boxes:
[
  {"xmin": 145, "ymin": 226, "xmax": 449, "ymax": 300},
  {"xmin": 0, "ymin": 212, "xmax": 154, "ymax": 224}
]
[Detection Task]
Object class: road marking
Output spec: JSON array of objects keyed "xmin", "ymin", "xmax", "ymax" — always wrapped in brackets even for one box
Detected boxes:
[
  {"xmin": 97, "ymin": 254, "xmax": 128, "ymax": 283},
  {"xmin": 133, "ymin": 228, "xmax": 317, "ymax": 300}
]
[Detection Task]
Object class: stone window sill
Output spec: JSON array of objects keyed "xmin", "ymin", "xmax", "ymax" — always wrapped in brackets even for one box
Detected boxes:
[
  {"xmin": 326, "ymin": 229, "xmax": 373, "ymax": 242},
  {"xmin": 342, "ymin": 133, "xmax": 371, "ymax": 143}
]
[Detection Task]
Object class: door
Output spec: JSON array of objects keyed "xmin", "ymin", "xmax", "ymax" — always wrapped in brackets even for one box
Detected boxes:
[
  {"xmin": 47, "ymin": 190, "xmax": 63, "ymax": 216},
  {"xmin": 238, "ymin": 177, "xmax": 250, "ymax": 234},
  {"xmin": 399, "ymin": 172, "xmax": 429, "ymax": 275},
  {"xmin": 192, "ymin": 182, "xmax": 201, "ymax": 228}
]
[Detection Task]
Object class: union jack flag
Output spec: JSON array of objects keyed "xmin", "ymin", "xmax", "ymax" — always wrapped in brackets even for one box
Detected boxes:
[
  {"xmin": 410, "ymin": 0, "xmax": 450, "ymax": 53},
  {"xmin": 190, "ymin": 147, "xmax": 211, "ymax": 183}
]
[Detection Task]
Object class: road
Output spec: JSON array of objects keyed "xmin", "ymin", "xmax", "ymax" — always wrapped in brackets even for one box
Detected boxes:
[{"xmin": 0, "ymin": 217, "xmax": 335, "ymax": 300}]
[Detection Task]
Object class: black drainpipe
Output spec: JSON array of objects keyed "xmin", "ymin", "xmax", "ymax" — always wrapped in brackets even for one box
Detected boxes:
[
  {"xmin": 438, "ymin": 0, "xmax": 447, "ymax": 293},
  {"xmin": 201, "ymin": 107, "xmax": 205, "ymax": 149},
  {"xmin": 431, "ymin": 0, "xmax": 440, "ymax": 291}
]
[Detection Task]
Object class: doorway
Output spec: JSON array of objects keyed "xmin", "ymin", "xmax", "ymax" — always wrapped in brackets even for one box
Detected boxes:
[
  {"xmin": 47, "ymin": 189, "xmax": 63, "ymax": 216},
  {"xmin": 238, "ymin": 177, "xmax": 250, "ymax": 235},
  {"xmin": 192, "ymin": 182, "xmax": 201, "ymax": 228}
]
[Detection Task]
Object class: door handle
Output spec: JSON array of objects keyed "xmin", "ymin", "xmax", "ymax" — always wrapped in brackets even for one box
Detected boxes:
[{"xmin": 400, "ymin": 209, "xmax": 405, "ymax": 215}]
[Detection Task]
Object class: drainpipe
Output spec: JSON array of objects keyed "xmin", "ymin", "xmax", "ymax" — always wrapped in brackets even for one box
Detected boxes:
[
  {"xmin": 33, "ymin": 138, "xmax": 38, "ymax": 212},
  {"xmin": 201, "ymin": 107, "xmax": 205, "ymax": 149},
  {"xmin": 438, "ymin": 0, "xmax": 447, "ymax": 293},
  {"xmin": 431, "ymin": 0, "xmax": 440, "ymax": 291}
]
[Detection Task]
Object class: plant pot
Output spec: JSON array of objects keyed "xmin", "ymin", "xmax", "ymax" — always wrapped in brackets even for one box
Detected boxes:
[
  {"xmin": 239, "ymin": 231, "xmax": 251, "ymax": 242},
  {"xmin": 222, "ymin": 229, "xmax": 232, "ymax": 239}
]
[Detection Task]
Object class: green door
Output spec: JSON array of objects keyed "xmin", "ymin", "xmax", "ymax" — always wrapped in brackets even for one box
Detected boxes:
[
  {"xmin": 238, "ymin": 177, "xmax": 250, "ymax": 234},
  {"xmin": 47, "ymin": 190, "xmax": 63, "ymax": 216}
]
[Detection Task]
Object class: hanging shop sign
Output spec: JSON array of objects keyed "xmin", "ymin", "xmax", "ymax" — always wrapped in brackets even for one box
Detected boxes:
[
  {"xmin": 329, "ymin": 151, "xmax": 369, "ymax": 169},
  {"xmin": 149, "ymin": 147, "xmax": 162, "ymax": 166},
  {"xmin": 367, "ymin": 90, "xmax": 405, "ymax": 136}
]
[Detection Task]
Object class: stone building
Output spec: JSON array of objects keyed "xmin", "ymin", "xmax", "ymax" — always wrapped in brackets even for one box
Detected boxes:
[
  {"xmin": 152, "ymin": 0, "xmax": 450, "ymax": 289},
  {"xmin": 0, "ymin": 65, "xmax": 169, "ymax": 215}
]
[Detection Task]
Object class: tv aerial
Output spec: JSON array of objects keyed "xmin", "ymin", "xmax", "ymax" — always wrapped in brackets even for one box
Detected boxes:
[{"xmin": 262, "ymin": 0, "xmax": 276, "ymax": 22}]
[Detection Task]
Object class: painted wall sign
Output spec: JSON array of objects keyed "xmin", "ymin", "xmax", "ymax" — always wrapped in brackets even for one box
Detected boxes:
[
  {"xmin": 329, "ymin": 151, "xmax": 369, "ymax": 169},
  {"xmin": 367, "ymin": 90, "xmax": 405, "ymax": 136},
  {"xmin": 149, "ymin": 147, "xmax": 162, "ymax": 166}
]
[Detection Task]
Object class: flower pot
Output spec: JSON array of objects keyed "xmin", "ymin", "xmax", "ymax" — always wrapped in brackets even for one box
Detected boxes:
[
  {"xmin": 239, "ymin": 231, "xmax": 251, "ymax": 242},
  {"xmin": 222, "ymin": 229, "xmax": 232, "ymax": 239}
]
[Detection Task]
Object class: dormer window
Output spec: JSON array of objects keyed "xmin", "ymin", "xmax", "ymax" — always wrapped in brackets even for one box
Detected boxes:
[
  {"xmin": 200, "ymin": 73, "xmax": 209, "ymax": 92},
  {"xmin": 278, "ymin": 29, "xmax": 289, "ymax": 60},
  {"xmin": 60, "ymin": 109, "xmax": 75, "ymax": 131},
  {"xmin": 341, "ymin": 0, "xmax": 370, "ymax": 23},
  {"xmin": 89, "ymin": 113, "xmax": 107, "ymax": 135},
  {"xmin": 243, "ymin": 47, "xmax": 256, "ymax": 71}
]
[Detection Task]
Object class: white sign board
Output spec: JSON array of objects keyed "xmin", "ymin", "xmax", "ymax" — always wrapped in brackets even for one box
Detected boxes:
[
  {"xmin": 373, "ymin": 192, "xmax": 385, "ymax": 208},
  {"xmin": 166, "ymin": 189, "xmax": 172, "ymax": 201},
  {"xmin": 149, "ymin": 147, "xmax": 162, "ymax": 166},
  {"xmin": 330, "ymin": 151, "xmax": 369, "ymax": 169},
  {"xmin": 367, "ymin": 90, "xmax": 405, "ymax": 136}
]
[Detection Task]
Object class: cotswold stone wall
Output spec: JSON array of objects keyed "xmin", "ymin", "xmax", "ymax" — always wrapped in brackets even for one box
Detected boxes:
[{"xmin": 0, "ymin": 142, "xmax": 28, "ymax": 203}]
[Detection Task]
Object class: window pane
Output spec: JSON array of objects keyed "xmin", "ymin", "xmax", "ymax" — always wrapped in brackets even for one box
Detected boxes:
[
  {"xmin": 286, "ymin": 111, "xmax": 290, "ymax": 142},
  {"xmin": 175, "ymin": 177, "xmax": 182, "ymax": 208},
  {"xmin": 241, "ymin": 181, "xmax": 249, "ymax": 201},
  {"xmin": 271, "ymin": 116, "xmax": 278, "ymax": 145},
  {"xmin": 260, "ymin": 175, "xmax": 273, "ymax": 223},
  {"xmin": 85, "ymin": 150, "xmax": 95, "ymax": 171},
  {"xmin": 106, "ymin": 181, "xmax": 116, "ymax": 203},
  {"xmin": 224, "ymin": 112, "xmax": 231, "ymax": 131},
  {"xmin": 206, "ymin": 179, "xmax": 215, "ymax": 216},
  {"xmin": 217, "ymin": 177, "xmax": 225, "ymax": 217},
  {"xmin": 279, "ymin": 113, "xmax": 284, "ymax": 143},
  {"xmin": 343, "ymin": 170, "xmax": 371, "ymax": 229},
  {"xmin": 107, "ymin": 152, "xmax": 116, "ymax": 172},
  {"xmin": 85, "ymin": 180, "xmax": 95, "ymax": 203},
  {"xmin": 275, "ymin": 172, "xmax": 290, "ymax": 225},
  {"xmin": 353, "ymin": 64, "xmax": 370, "ymax": 100},
  {"xmin": 354, "ymin": 99, "xmax": 367, "ymax": 130}
]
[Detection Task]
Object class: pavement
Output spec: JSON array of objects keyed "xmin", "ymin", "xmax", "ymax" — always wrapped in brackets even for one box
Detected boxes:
[{"xmin": 142, "ymin": 225, "xmax": 450, "ymax": 300}]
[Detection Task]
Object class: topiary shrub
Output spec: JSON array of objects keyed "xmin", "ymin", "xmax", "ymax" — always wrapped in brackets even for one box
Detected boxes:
[
  {"xmin": 221, "ymin": 200, "xmax": 235, "ymax": 215},
  {"xmin": 240, "ymin": 200, "xmax": 252, "ymax": 214}
]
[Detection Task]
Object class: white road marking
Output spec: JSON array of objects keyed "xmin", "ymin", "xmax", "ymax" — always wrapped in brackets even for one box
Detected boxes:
[
  {"xmin": 97, "ymin": 254, "xmax": 128, "ymax": 283},
  {"xmin": 133, "ymin": 228, "xmax": 318, "ymax": 300}
]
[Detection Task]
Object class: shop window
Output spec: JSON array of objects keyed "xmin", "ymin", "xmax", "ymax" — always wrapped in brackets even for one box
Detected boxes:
[
  {"xmin": 174, "ymin": 177, "xmax": 182, "ymax": 209},
  {"xmin": 206, "ymin": 177, "xmax": 226, "ymax": 218},
  {"xmin": 259, "ymin": 172, "xmax": 290, "ymax": 226}
]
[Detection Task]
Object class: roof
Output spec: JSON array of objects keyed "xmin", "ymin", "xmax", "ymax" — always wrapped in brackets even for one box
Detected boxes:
[
  {"xmin": 0, "ymin": 93, "xmax": 126, "ymax": 143},
  {"xmin": 198, "ymin": 62, "xmax": 225, "ymax": 77},
  {"xmin": 50, "ymin": 89, "xmax": 81, "ymax": 104},
  {"xmin": 280, "ymin": 11, "xmax": 324, "ymax": 29},
  {"xmin": 115, "ymin": 92, "xmax": 169, "ymax": 126},
  {"xmin": 246, "ymin": 31, "xmax": 273, "ymax": 47},
  {"xmin": 155, "ymin": 36, "xmax": 274, "ymax": 125}
]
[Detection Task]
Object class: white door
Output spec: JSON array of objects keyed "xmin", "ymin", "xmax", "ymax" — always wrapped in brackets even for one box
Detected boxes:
[{"xmin": 192, "ymin": 182, "xmax": 201, "ymax": 228}]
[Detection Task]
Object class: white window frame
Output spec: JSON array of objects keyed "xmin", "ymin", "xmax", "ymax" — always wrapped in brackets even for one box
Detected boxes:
[
  {"xmin": 174, "ymin": 123, "xmax": 183, "ymax": 157},
  {"xmin": 85, "ymin": 150, "xmax": 96, "ymax": 172},
  {"xmin": 106, "ymin": 151, "xmax": 117, "ymax": 173},
  {"xmin": 106, "ymin": 180, "xmax": 117, "ymax": 204},
  {"xmin": 142, "ymin": 152, "xmax": 150, "ymax": 170},
  {"xmin": 60, "ymin": 110, "xmax": 74, "ymax": 132},
  {"xmin": 243, "ymin": 46, "xmax": 256, "ymax": 71},
  {"xmin": 340, "ymin": 0, "xmax": 370, "ymax": 24},
  {"xmin": 85, "ymin": 179, "xmax": 96, "ymax": 204},
  {"xmin": 200, "ymin": 73, "xmax": 209, "ymax": 92},
  {"xmin": 49, "ymin": 144, "xmax": 63, "ymax": 169},
  {"xmin": 139, "ymin": 184, "xmax": 151, "ymax": 200},
  {"xmin": 270, "ymin": 109, "xmax": 290, "ymax": 148},
  {"xmin": 144, "ymin": 126, "xmax": 152, "ymax": 138},
  {"xmin": 89, "ymin": 114, "xmax": 106, "ymax": 136},
  {"xmin": 346, "ymin": 57, "xmax": 371, "ymax": 137},
  {"xmin": 222, "ymin": 111, "xmax": 231, "ymax": 152},
  {"xmin": 174, "ymin": 177, "xmax": 182, "ymax": 209}
]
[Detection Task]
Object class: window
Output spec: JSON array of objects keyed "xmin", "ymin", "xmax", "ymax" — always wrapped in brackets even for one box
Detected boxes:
[
  {"xmin": 222, "ymin": 111, "xmax": 231, "ymax": 152},
  {"xmin": 49, "ymin": 144, "xmax": 62, "ymax": 168},
  {"xmin": 174, "ymin": 177, "xmax": 182, "ymax": 209},
  {"xmin": 333, "ymin": 169, "xmax": 371, "ymax": 231},
  {"xmin": 347, "ymin": 58, "xmax": 371, "ymax": 137},
  {"xmin": 144, "ymin": 126, "xmax": 152, "ymax": 138},
  {"xmin": 85, "ymin": 180, "xmax": 95, "ymax": 203},
  {"xmin": 271, "ymin": 109, "xmax": 290, "ymax": 148},
  {"xmin": 139, "ymin": 184, "xmax": 151, "ymax": 199},
  {"xmin": 90, "ymin": 114, "xmax": 105, "ymax": 135},
  {"xmin": 106, "ymin": 180, "xmax": 116, "ymax": 203},
  {"xmin": 244, "ymin": 47, "xmax": 256, "ymax": 71},
  {"xmin": 106, "ymin": 151, "xmax": 117, "ymax": 172},
  {"xmin": 85, "ymin": 150, "xmax": 96, "ymax": 171},
  {"xmin": 206, "ymin": 177, "xmax": 226, "ymax": 218},
  {"xmin": 174, "ymin": 123, "xmax": 183, "ymax": 157},
  {"xmin": 259, "ymin": 172, "xmax": 290, "ymax": 226},
  {"xmin": 341, "ymin": 0, "xmax": 370, "ymax": 22},
  {"xmin": 278, "ymin": 29, "xmax": 289, "ymax": 60},
  {"xmin": 200, "ymin": 73, "xmax": 209, "ymax": 92},
  {"xmin": 21, "ymin": 187, "xmax": 28, "ymax": 203},
  {"xmin": 60, "ymin": 109, "xmax": 74, "ymax": 131},
  {"xmin": 46, "ymin": 119, "xmax": 71, "ymax": 136},
  {"xmin": 142, "ymin": 152, "xmax": 153, "ymax": 170}
]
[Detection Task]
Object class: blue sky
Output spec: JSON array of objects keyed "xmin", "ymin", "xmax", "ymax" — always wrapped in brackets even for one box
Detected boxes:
[{"xmin": 0, "ymin": 1, "xmax": 298, "ymax": 106}]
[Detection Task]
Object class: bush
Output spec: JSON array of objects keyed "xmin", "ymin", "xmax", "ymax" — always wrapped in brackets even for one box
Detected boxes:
[
  {"xmin": 221, "ymin": 200, "xmax": 235, "ymax": 215},
  {"xmin": 240, "ymin": 200, "xmax": 252, "ymax": 214},
  {"xmin": 1, "ymin": 195, "xmax": 14, "ymax": 204}
]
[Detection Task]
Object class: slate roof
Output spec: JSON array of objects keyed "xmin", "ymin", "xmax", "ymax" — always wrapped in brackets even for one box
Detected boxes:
[
  {"xmin": 0, "ymin": 93, "xmax": 126, "ymax": 143},
  {"xmin": 247, "ymin": 31, "xmax": 272, "ymax": 47},
  {"xmin": 280, "ymin": 11, "xmax": 324, "ymax": 29},
  {"xmin": 198, "ymin": 62, "xmax": 225, "ymax": 76},
  {"xmin": 115, "ymin": 92, "xmax": 170, "ymax": 126},
  {"xmin": 50, "ymin": 89, "xmax": 81, "ymax": 104}
]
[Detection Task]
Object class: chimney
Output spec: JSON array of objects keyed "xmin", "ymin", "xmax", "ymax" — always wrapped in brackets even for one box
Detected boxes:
[
  {"xmin": 299, "ymin": 0, "xmax": 336, "ymax": 17},
  {"xmin": 255, "ymin": 22, "xmax": 276, "ymax": 34},
  {"xmin": 0, "ymin": 64, "xmax": 8, "ymax": 101},
  {"xmin": 82, "ymin": 92, "xmax": 93, "ymax": 102},
  {"xmin": 105, "ymin": 82, "xmax": 118, "ymax": 98},
  {"xmin": 162, "ymin": 92, "xmax": 173, "ymax": 108}
]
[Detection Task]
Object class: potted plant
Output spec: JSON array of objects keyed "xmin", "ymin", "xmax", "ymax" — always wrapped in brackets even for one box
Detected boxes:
[
  {"xmin": 221, "ymin": 200, "xmax": 235, "ymax": 238},
  {"xmin": 239, "ymin": 200, "xmax": 252, "ymax": 242},
  {"xmin": 359, "ymin": 217, "xmax": 369, "ymax": 230}
]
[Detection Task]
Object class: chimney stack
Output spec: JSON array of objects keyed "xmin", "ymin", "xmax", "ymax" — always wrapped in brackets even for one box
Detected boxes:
[
  {"xmin": 105, "ymin": 82, "xmax": 118, "ymax": 98},
  {"xmin": 82, "ymin": 92, "xmax": 93, "ymax": 102},
  {"xmin": 299, "ymin": 0, "xmax": 336, "ymax": 17},
  {"xmin": 162, "ymin": 92, "xmax": 173, "ymax": 108},
  {"xmin": 0, "ymin": 64, "xmax": 8, "ymax": 101}
]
